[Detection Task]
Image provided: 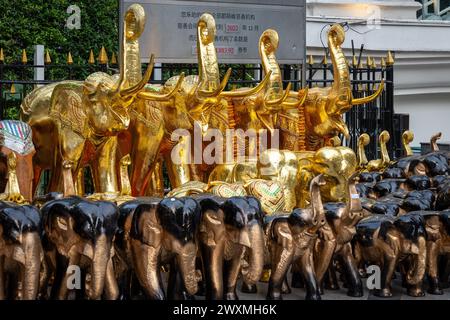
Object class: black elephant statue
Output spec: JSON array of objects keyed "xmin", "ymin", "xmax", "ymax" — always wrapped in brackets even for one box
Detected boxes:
[
  {"xmin": 354, "ymin": 214, "xmax": 427, "ymax": 297},
  {"xmin": 0, "ymin": 201, "xmax": 42, "ymax": 299},
  {"xmin": 195, "ymin": 194, "xmax": 265, "ymax": 300},
  {"xmin": 40, "ymin": 196, "xmax": 119, "ymax": 300},
  {"xmin": 117, "ymin": 197, "xmax": 201, "ymax": 300}
]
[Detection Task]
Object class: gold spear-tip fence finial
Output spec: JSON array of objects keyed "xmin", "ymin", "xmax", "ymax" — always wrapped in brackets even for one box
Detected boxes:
[
  {"xmin": 381, "ymin": 57, "xmax": 386, "ymax": 68},
  {"xmin": 10, "ymin": 83, "xmax": 16, "ymax": 94},
  {"xmin": 67, "ymin": 52, "xmax": 73, "ymax": 65},
  {"xmin": 352, "ymin": 55, "xmax": 358, "ymax": 67},
  {"xmin": 386, "ymin": 51, "xmax": 395, "ymax": 65},
  {"xmin": 21, "ymin": 49, "xmax": 28, "ymax": 64},
  {"xmin": 307, "ymin": 55, "xmax": 314, "ymax": 65},
  {"xmin": 88, "ymin": 49, "xmax": 95, "ymax": 64},
  {"xmin": 370, "ymin": 57, "xmax": 377, "ymax": 69},
  {"xmin": 45, "ymin": 50, "xmax": 51, "ymax": 64},
  {"xmin": 111, "ymin": 52, "xmax": 117, "ymax": 65},
  {"xmin": 322, "ymin": 54, "xmax": 328, "ymax": 65},
  {"xmin": 98, "ymin": 46, "xmax": 108, "ymax": 65},
  {"xmin": 366, "ymin": 56, "xmax": 372, "ymax": 69},
  {"xmin": 0, "ymin": 48, "xmax": 4, "ymax": 63},
  {"xmin": 357, "ymin": 83, "xmax": 363, "ymax": 92}
]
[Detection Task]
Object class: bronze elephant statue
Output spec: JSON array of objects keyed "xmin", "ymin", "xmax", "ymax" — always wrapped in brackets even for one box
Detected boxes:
[
  {"xmin": 194, "ymin": 194, "xmax": 265, "ymax": 300},
  {"xmin": 317, "ymin": 172, "xmax": 366, "ymax": 297},
  {"xmin": 115, "ymin": 197, "xmax": 201, "ymax": 300},
  {"xmin": 404, "ymin": 210, "xmax": 450, "ymax": 295},
  {"xmin": 40, "ymin": 196, "xmax": 119, "ymax": 300},
  {"xmin": 354, "ymin": 214, "xmax": 427, "ymax": 297},
  {"xmin": 0, "ymin": 202, "xmax": 42, "ymax": 299},
  {"xmin": 265, "ymin": 174, "xmax": 326, "ymax": 300}
]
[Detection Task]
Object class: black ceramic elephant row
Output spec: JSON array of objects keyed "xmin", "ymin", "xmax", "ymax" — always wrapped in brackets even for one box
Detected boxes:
[{"xmin": 113, "ymin": 194, "xmax": 265, "ymax": 300}]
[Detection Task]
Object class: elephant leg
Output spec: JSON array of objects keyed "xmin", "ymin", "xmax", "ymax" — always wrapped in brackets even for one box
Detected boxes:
[
  {"xmin": 32, "ymin": 165, "xmax": 42, "ymax": 196},
  {"xmin": 439, "ymin": 254, "xmax": 450, "ymax": 288},
  {"xmin": 52, "ymin": 252, "xmax": 80, "ymax": 300},
  {"xmin": 314, "ymin": 224, "xmax": 337, "ymax": 291},
  {"xmin": 132, "ymin": 243, "xmax": 164, "ymax": 300},
  {"xmin": 338, "ymin": 243, "xmax": 363, "ymax": 297},
  {"xmin": 426, "ymin": 241, "xmax": 443, "ymax": 295},
  {"xmin": 167, "ymin": 258, "xmax": 195, "ymax": 301},
  {"xmin": 50, "ymin": 253, "xmax": 68, "ymax": 300},
  {"xmin": 376, "ymin": 254, "xmax": 397, "ymax": 298},
  {"xmin": 224, "ymin": 248, "xmax": 244, "ymax": 300},
  {"xmin": 91, "ymin": 137, "xmax": 119, "ymax": 194},
  {"xmin": 74, "ymin": 168, "xmax": 85, "ymax": 196},
  {"xmin": 129, "ymin": 129, "xmax": 163, "ymax": 196},
  {"xmin": 300, "ymin": 249, "xmax": 321, "ymax": 300},
  {"xmin": 6, "ymin": 268, "xmax": 19, "ymax": 299},
  {"xmin": 164, "ymin": 152, "xmax": 191, "ymax": 189},
  {"xmin": 103, "ymin": 257, "xmax": 119, "ymax": 300},
  {"xmin": 267, "ymin": 246, "xmax": 294, "ymax": 300},
  {"xmin": 0, "ymin": 256, "xmax": 5, "ymax": 300},
  {"xmin": 281, "ymin": 276, "xmax": 291, "ymax": 294},
  {"xmin": 290, "ymin": 261, "xmax": 304, "ymax": 288},
  {"xmin": 145, "ymin": 158, "xmax": 165, "ymax": 197},
  {"xmin": 324, "ymin": 263, "xmax": 340, "ymax": 290}
]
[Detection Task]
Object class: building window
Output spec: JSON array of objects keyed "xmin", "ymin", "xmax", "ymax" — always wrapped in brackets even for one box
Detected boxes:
[{"xmin": 416, "ymin": 0, "xmax": 450, "ymax": 20}]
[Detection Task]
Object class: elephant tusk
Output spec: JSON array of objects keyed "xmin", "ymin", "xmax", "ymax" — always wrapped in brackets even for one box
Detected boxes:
[
  {"xmin": 281, "ymin": 87, "xmax": 308, "ymax": 109},
  {"xmin": 138, "ymin": 73, "xmax": 185, "ymax": 101},
  {"xmin": 264, "ymin": 83, "xmax": 291, "ymax": 109},
  {"xmin": 351, "ymin": 79, "xmax": 384, "ymax": 105},
  {"xmin": 119, "ymin": 53, "xmax": 155, "ymax": 97},
  {"xmin": 219, "ymin": 70, "xmax": 272, "ymax": 98}
]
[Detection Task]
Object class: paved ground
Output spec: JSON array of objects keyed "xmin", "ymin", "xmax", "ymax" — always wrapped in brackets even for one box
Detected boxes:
[{"xmin": 215, "ymin": 274, "xmax": 450, "ymax": 300}]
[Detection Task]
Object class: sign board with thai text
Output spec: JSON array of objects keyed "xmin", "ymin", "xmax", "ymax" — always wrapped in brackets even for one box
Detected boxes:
[{"xmin": 120, "ymin": 0, "xmax": 306, "ymax": 64}]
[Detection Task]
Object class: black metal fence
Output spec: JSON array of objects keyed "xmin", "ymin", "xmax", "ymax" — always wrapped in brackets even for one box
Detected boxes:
[{"xmin": 0, "ymin": 52, "xmax": 402, "ymax": 160}]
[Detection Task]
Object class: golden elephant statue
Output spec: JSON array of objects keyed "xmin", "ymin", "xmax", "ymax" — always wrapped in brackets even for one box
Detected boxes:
[
  {"xmin": 163, "ymin": 13, "xmax": 272, "ymax": 185},
  {"xmin": 115, "ymin": 3, "xmax": 189, "ymax": 197},
  {"xmin": 20, "ymin": 5, "xmax": 174, "ymax": 198},
  {"xmin": 209, "ymin": 146, "xmax": 357, "ymax": 210},
  {"xmin": 279, "ymin": 24, "xmax": 383, "ymax": 151}
]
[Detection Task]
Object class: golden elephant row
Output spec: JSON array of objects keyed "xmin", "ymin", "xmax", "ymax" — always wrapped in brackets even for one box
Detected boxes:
[{"xmin": 17, "ymin": 3, "xmax": 384, "ymax": 201}]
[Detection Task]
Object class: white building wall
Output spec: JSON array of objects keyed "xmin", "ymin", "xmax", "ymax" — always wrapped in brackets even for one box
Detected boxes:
[{"xmin": 306, "ymin": 0, "xmax": 450, "ymax": 148}]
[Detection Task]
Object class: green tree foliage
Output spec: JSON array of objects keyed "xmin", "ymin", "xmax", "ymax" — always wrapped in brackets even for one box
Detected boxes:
[
  {"xmin": 0, "ymin": 0, "xmax": 120, "ymax": 119},
  {"xmin": 0, "ymin": 0, "xmax": 119, "ymax": 67}
]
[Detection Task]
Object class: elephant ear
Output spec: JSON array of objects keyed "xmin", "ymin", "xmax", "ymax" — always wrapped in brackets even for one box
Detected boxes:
[
  {"xmin": 273, "ymin": 221, "xmax": 293, "ymax": 250},
  {"xmin": 49, "ymin": 81, "xmax": 89, "ymax": 138},
  {"xmin": 131, "ymin": 203, "xmax": 162, "ymax": 247}
]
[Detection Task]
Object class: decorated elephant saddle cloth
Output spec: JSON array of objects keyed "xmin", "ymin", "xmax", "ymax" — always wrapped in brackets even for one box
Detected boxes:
[
  {"xmin": 244, "ymin": 179, "xmax": 285, "ymax": 215},
  {"xmin": 0, "ymin": 120, "xmax": 34, "ymax": 155}
]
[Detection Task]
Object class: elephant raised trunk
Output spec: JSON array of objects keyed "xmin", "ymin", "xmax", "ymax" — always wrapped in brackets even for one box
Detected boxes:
[
  {"xmin": 328, "ymin": 24, "xmax": 351, "ymax": 114},
  {"xmin": 241, "ymin": 224, "xmax": 265, "ymax": 285},
  {"xmin": 311, "ymin": 175, "xmax": 326, "ymax": 227},
  {"xmin": 88, "ymin": 234, "xmax": 110, "ymax": 300},
  {"xmin": 406, "ymin": 236, "xmax": 427, "ymax": 286},
  {"xmin": 21, "ymin": 232, "xmax": 42, "ymax": 300},
  {"xmin": 176, "ymin": 242, "xmax": 199, "ymax": 296}
]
